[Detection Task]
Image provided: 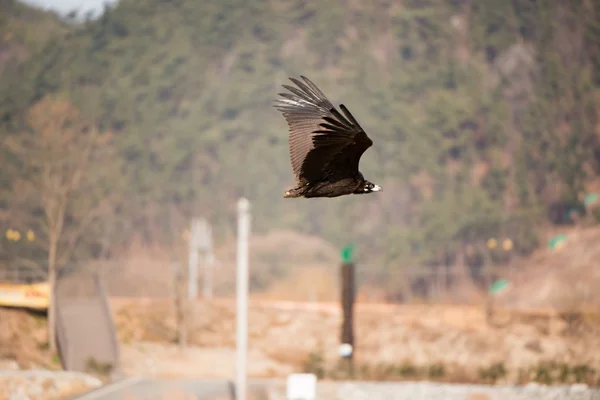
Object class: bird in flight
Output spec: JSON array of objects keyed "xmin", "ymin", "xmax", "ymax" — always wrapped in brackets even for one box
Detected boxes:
[{"xmin": 274, "ymin": 76, "xmax": 382, "ymax": 198}]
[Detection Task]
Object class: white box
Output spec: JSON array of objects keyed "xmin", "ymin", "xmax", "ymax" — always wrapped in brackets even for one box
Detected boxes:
[{"xmin": 286, "ymin": 373, "xmax": 317, "ymax": 400}]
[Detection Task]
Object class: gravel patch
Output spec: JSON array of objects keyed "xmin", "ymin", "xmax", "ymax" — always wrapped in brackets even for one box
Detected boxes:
[
  {"xmin": 266, "ymin": 380, "xmax": 600, "ymax": 400},
  {"xmin": 0, "ymin": 369, "xmax": 102, "ymax": 400}
]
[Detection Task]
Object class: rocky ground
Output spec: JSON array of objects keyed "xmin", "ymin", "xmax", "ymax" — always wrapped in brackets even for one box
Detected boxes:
[
  {"xmin": 0, "ymin": 367, "xmax": 101, "ymax": 400},
  {"xmin": 265, "ymin": 381, "xmax": 600, "ymax": 400}
]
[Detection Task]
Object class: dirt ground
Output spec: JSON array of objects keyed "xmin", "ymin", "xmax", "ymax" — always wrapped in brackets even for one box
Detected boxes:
[
  {"xmin": 2, "ymin": 297, "xmax": 599, "ymax": 386},
  {"xmin": 111, "ymin": 298, "xmax": 600, "ymax": 384},
  {"xmin": 3, "ymin": 225, "xmax": 600, "ymax": 388}
]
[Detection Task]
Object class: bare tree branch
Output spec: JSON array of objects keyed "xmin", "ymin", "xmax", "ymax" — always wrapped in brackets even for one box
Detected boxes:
[{"xmin": 5, "ymin": 93, "xmax": 122, "ymax": 352}]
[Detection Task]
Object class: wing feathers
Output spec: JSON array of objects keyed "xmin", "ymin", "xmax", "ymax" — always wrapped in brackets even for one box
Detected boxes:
[
  {"xmin": 274, "ymin": 76, "xmax": 373, "ymax": 183},
  {"xmin": 312, "ymin": 133, "xmax": 352, "ymax": 147},
  {"xmin": 328, "ymin": 108, "xmax": 356, "ymax": 130},
  {"xmin": 289, "ymin": 77, "xmax": 329, "ymax": 104},
  {"xmin": 339, "ymin": 104, "xmax": 362, "ymax": 128}
]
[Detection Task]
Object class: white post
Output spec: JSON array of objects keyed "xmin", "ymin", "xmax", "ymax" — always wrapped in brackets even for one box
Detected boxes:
[
  {"xmin": 188, "ymin": 218, "xmax": 200, "ymax": 300},
  {"xmin": 203, "ymin": 252, "xmax": 214, "ymax": 299},
  {"xmin": 202, "ymin": 222, "xmax": 214, "ymax": 300},
  {"xmin": 188, "ymin": 250, "xmax": 198, "ymax": 300},
  {"xmin": 236, "ymin": 197, "xmax": 250, "ymax": 400}
]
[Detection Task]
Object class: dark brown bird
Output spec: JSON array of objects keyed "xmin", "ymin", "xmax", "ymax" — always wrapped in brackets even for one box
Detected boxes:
[{"xmin": 274, "ymin": 76, "xmax": 382, "ymax": 198}]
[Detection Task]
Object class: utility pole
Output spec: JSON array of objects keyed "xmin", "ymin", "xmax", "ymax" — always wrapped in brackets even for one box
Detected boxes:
[
  {"xmin": 188, "ymin": 218, "xmax": 214, "ymax": 300},
  {"xmin": 236, "ymin": 198, "xmax": 250, "ymax": 400},
  {"xmin": 201, "ymin": 221, "xmax": 214, "ymax": 300},
  {"xmin": 187, "ymin": 218, "xmax": 201, "ymax": 300},
  {"xmin": 204, "ymin": 252, "xmax": 215, "ymax": 299}
]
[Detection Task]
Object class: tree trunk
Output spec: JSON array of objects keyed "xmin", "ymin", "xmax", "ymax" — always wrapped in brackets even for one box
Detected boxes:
[
  {"xmin": 47, "ymin": 234, "xmax": 58, "ymax": 354},
  {"xmin": 172, "ymin": 262, "xmax": 187, "ymax": 349},
  {"xmin": 453, "ymin": 242, "xmax": 474, "ymax": 301}
]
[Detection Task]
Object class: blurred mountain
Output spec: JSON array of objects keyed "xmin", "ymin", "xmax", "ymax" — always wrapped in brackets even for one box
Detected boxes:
[
  {"xmin": 0, "ymin": 0, "xmax": 599, "ymax": 293},
  {"xmin": 0, "ymin": 0, "xmax": 69, "ymax": 78}
]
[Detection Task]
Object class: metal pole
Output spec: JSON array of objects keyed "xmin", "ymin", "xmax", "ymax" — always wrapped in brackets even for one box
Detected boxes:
[
  {"xmin": 236, "ymin": 198, "xmax": 250, "ymax": 400},
  {"xmin": 188, "ymin": 219, "xmax": 199, "ymax": 300}
]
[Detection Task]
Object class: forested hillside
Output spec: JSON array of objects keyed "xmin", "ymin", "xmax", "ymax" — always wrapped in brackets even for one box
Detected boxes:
[
  {"xmin": 1, "ymin": 0, "xmax": 599, "ymax": 276},
  {"xmin": 0, "ymin": 0, "xmax": 68, "ymax": 74}
]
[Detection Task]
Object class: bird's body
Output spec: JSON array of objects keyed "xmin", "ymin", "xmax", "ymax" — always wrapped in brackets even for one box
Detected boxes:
[
  {"xmin": 284, "ymin": 176, "xmax": 366, "ymax": 198},
  {"xmin": 274, "ymin": 76, "xmax": 382, "ymax": 198}
]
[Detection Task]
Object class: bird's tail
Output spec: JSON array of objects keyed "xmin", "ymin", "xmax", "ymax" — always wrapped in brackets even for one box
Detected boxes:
[{"xmin": 283, "ymin": 187, "xmax": 302, "ymax": 198}]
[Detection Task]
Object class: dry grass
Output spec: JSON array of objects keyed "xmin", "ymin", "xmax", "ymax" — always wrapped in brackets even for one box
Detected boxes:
[
  {"xmin": 3, "ymin": 296, "xmax": 600, "ymax": 385},
  {"xmin": 109, "ymin": 297, "xmax": 600, "ymax": 384},
  {"xmin": 253, "ymin": 266, "xmax": 339, "ymax": 302},
  {"xmin": 500, "ymin": 226, "xmax": 600, "ymax": 309},
  {"xmin": 0, "ymin": 308, "xmax": 57, "ymax": 369}
]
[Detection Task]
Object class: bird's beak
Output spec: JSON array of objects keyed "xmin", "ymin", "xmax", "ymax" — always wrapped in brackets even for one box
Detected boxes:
[{"xmin": 372, "ymin": 184, "xmax": 383, "ymax": 192}]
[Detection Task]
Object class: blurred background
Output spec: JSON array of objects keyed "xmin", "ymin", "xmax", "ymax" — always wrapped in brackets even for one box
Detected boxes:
[{"xmin": 1, "ymin": 0, "xmax": 600, "ymax": 398}]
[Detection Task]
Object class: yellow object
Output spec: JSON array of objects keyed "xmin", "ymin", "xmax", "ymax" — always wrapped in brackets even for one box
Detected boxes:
[
  {"xmin": 0, "ymin": 281, "xmax": 49, "ymax": 310},
  {"xmin": 487, "ymin": 238, "xmax": 497, "ymax": 249},
  {"xmin": 503, "ymin": 238, "xmax": 513, "ymax": 251},
  {"xmin": 26, "ymin": 230, "xmax": 35, "ymax": 241},
  {"xmin": 5, "ymin": 229, "xmax": 21, "ymax": 242}
]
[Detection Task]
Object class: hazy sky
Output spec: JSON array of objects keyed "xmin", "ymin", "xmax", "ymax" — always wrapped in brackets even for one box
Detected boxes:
[{"xmin": 19, "ymin": 0, "xmax": 118, "ymax": 16}]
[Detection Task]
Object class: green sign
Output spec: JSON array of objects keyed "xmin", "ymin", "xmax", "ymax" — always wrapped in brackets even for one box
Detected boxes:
[
  {"xmin": 548, "ymin": 233, "xmax": 567, "ymax": 249},
  {"xmin": 341, "ymin": 244, "xmax": 355, "ymax": 263},
  {"xmin": 584, "ymin": 193, "xmax": 598, "ymax": 206},
  {"xmin": 489, "ymin": 279, "xmax": 510, "ymax": 295}
]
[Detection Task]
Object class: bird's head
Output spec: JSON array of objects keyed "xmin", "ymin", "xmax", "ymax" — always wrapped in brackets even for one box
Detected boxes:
[{"xmin": 357, "ymin": 181, "xmax": 383, "ymax": 194}]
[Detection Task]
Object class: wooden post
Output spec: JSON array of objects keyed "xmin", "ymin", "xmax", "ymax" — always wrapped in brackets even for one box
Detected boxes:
[
  {"xmin": 340, "ymin": 244, "xmax": 355, "ymax": 376},
  {"xmin": 341, "ymin": 262, "xmax": 355, "ymax": 353}
]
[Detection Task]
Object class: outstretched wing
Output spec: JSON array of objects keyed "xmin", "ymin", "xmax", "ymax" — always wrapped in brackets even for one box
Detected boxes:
[{"xmin": 274, "ymin": 76, "xmax": 373, "ymax": 184}]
